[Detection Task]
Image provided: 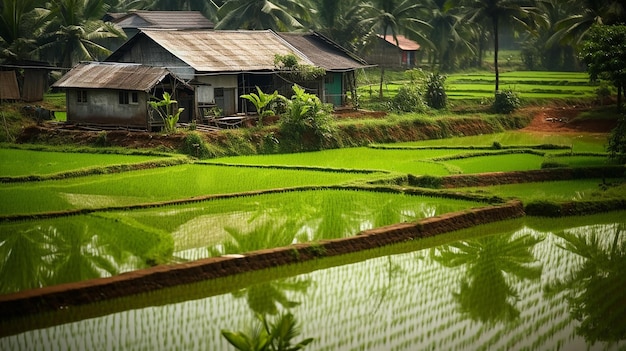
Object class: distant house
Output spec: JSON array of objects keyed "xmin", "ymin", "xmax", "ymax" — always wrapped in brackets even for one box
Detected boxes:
[
  {"xmin": 105, "ymin": 11, "xmax": 214, "ymax": 39},
  {"xmin": 106, "ymin": 29, "xmax": 370, "ymax": 118},
  {"xmin": 364, "ymin": 34, "xmax": 421, "ymax": 68},
  {"xmin": 51, "ymin": 62, "xmax": 193, "ymax": 130}
]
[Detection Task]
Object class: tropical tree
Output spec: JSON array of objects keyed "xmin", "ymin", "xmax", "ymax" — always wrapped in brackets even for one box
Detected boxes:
[
  {"xmin": 0, "ymin": 0, "xmax": 48, "ymax": 63},
  {"xmin": 427, "ymin": 0, "xmax": 475, "ymax": 71},
  {"xmin": 357, "ymin": 0, "xmax": 433, "ymax": 98},
  {"xmin": 215, "ymin": 0, "xmax": 311, "ymax": 31},
  {"xmin": 460, "ymin": 0, "xmax": 542, "ymax": 91},
  {"xmin": 579, "ymin": 24, "xmax": 626, "ymax": 112},
  {"xmin": 547, "ymin": 0, "xmax": 626, "ymax": 49},
  {"xmin": 309, "ymin": 0, "xmax": 369, "ymax": 53},
  {"xmin": 37, "ymin": 0, "xmax": 126, "ymax": 68}
]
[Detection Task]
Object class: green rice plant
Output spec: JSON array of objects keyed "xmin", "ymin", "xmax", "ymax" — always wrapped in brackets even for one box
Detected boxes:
[
  {"xmin": 0, "ymin": 148, "xmax": 172, "ymax": 177},
  {"xmin": 0, "ymin": 165, "xmax": 381, "ymax": 215},
  {"xmin": 444, "ymin": 153, "xmax": 545, "ymax": 173}
]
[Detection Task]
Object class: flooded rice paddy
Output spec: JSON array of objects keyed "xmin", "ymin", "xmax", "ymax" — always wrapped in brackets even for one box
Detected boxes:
[{"xmin": 1, "ymin": 211, "xmax": 625, "ymax": 350}]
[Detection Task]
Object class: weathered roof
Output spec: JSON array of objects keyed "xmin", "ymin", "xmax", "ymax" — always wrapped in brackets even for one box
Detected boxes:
[
  {"xmin": 378, "ymin": 34, "xmax": 421, "ymax": 51},
  {"xmin": 112, "ymin": 11, "xmax": 214, "ymax": 29},
  {"xmin": 137, "ymin": 29, "xmax": 316, "ymax": 72},
  {"xmin": 108, "ymin": 29, "xmax": 369, "ymax": 73},
  {"xmin": 277, "ymin": 32, "xmax": 370, "ymax": 71},
  {"xmin": 51, "ymin": 62, "xmax": 186, "ymax": 92}
]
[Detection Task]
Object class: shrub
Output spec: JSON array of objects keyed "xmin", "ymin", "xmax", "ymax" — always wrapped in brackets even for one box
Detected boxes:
[
  {"xmin": 387, "ymin": 84, "xmax": 426, "ymax": 113},
  {"xmin": 424, "ymin": 72, "xmax": 447, "ymax": 109},
  {"xmin": 541, "ymin": 159, "xmax": 568, "ymax": 169},
  {"xmin": 279, "ymin": 85, "xmax": 336, "ymax": 152},
  {"xmin": 607, "ymin": 116, "xmax": 626, "ymax": 163},
  {"xmin": 492, "ymin": 89, "xmax": 521, "ymax": 114},
  {"xmin": 525, "ymin": 200, "xmax": 562, "ymax": 217},
  {"xmin": 180, "ymin": 132, "xmax": 212, "ymax": 159},
  {"xmin": 94, "ymin": 131, "xmax": 109, "ymax": 147}
]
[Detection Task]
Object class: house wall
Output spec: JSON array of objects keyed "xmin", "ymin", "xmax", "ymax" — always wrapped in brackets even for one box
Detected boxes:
[
  {"xmin": 364, "ymin": 41, "xmax": 418, "ymax": 68},
  {"xmin": 114, "ymin": 36, "xmax": 196, "ymax": 80},
  {"xmin": 66, "ymin": 89, "xmax": 148, "ymax": 128},
  {"xmin": 195, "ymin": 75, "xmax": 238, "ymax": 115}
]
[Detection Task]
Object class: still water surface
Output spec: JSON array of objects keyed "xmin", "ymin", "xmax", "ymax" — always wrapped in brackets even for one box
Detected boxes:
[{"xmin": 1, "ymin": 212, "xmax": 625, "ymax": 350}]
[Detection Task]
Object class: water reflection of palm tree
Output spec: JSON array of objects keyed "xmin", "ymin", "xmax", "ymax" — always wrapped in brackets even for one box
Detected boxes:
[
  {"xmin": 431, "ymin": 233, "xmax": 544, "ymax": 324},
  {"xmin": 209, "ymin": 221, "xmax": 300, "ymax": 257},
  {"xmin": 47, "ymin": 224, "xmax": 120, "ymax": 285},
  {"xmin": 545, "ymin": 224, "xmax": 626, "ymax": 344},
  {"xmin": 0, "ymin": 226, "xmax": 54, "ymax": 293},
  {"xmin": 234, "ymin": 277, "xmax": 312, "ymax": 316}
]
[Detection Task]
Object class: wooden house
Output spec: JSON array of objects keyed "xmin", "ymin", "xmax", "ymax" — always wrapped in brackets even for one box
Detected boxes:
[
  {"xmin": 106, "ymin": 29, "xmax": 370, "ymax": 119},
  {"xmin": 105, "ymin": 11, "xmax": 214, "ymax": 39},
  {"xmin": 364, "ymin": 34, "xmax": 421, "ymax": 68},
  {"xmin": 51, "ymin": 62, "xmax": 193, "ymax": 130}
]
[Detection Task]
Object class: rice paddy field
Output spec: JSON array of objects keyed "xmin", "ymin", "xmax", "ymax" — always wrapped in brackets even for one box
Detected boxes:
[
  {"xmin": 357, "ymin": 70, "xmax": 601, "ymax": 101},
  {"xmin": 2, "ymin": 212, "xmax": 625, "ymax": 350},
  {"xmin": 1, "ymin": 113, "xmax": 625, "ymax": 349}
]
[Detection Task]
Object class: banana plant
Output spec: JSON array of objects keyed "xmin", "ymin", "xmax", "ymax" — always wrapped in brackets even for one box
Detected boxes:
[
  {"xmin": 241, "ymin": 86, "xmax": 284, "ymax": 126},
  {"xmin": 148, "ymin": 92, "xmax": 184, "ymax": 133}
]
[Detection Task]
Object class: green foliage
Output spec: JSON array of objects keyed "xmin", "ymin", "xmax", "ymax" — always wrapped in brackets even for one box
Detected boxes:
[
  {"xmin": 386, "ymin": 84, "xmax": 426, "ymax": 113},
  {"xmin": 580, "ymin": 25, "xmax": 626, "ymax": 88},
  {"xmin": 241, "ymin": 87, "xmax": 284, "ymax": 126},
  {"xmin": 492, "ymin": 89, "xmax": 521, "ymax": 114},
  {"xmin": 279, "ymin": 85, "xmax": 336, "ymax": 152},
  {"xmin": 525, "ymin": 201, "xmax": 562, "ymax": 217},
  {"xmin": 94, "ymin": 131, "xmax": 108, "ymax": 147},
  {"xmin": 541, "ymin": 158, "xmax": 568, "ymax": 169},
  {"xmin": 424, "ymin": 72, "xmax": 447, "ymax": 109},
  {"xmin": 180, "ymin": 132, "xmax": 213, "ymax": 159},
  {"xmin": 221, "ymin": 312, "xmax": 314, "ymax": 351},
  {"xmin": 408, "ymin": 175, "xmax": 443, "ymax": 189},
  {"xmin": 607, "ymin": 116, "xmax": 626, "ymax": 163},
  {"xmin": 149, "ymin": 92, "xmax": 184, "ymax": 133},
  {"xmin": 274, "ymin": 54, "xmax": 326, "ymax": 81}
]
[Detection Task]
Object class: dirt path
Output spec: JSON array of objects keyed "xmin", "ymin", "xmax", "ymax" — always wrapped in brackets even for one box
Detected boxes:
[{"xmin": 521, "ymin": 106, "xmax": 617, "ymax": 134}]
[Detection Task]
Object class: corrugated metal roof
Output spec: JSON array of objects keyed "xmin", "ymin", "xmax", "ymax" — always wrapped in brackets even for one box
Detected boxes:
[
  {"xmin": 113, "ymin": 11, "xmax": 214, "ymax": 29},
  {"xmin": 51, "ymin": 62, "xmax": 177, "ymax": 91},
  {"xmin": 140, "ymin": 29, "xmax": 315, "ymax": 72},
  {"xmin": 277, "ymin": 32, "xmax": 369, "ymax": 71},
  {"xmin": 378, "ymin": 34, "xmax": 421, "ymax": 51}
]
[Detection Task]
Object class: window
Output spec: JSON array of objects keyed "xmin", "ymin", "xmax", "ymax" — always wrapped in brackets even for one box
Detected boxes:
[
  {"xmin": 77, "ymin": 90, "xmax": 87, "ymax": 103},
  {"xmin": 119, "ymin": 91, "xmax": 139, "ymax": 105}
]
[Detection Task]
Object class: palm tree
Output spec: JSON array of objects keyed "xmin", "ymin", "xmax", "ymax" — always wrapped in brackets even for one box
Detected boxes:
[
  {"xmin": 427, "ymin": 0, "xmax": 476, "ymax": 71},
  {"xmin": 0, "ymin": 0, "xmax": 48, "ymax": 63},
  {"xmin": 37, "ymin": 0, "xmax": 126, "ymax": 68},
  {"xmin": 358, "ymin": 0, "xmax": 433, "ymax": 98},
  {"xmin": 460, "ymin": 0, "xmax": 541, "ymax": 91},
  {"xmin": 309, "ymin": 0, "xmax": 367, "ymax": 53},
  {"xmin": 215, "ymin": 0, "xmax": 311, "ymax": 31},
  {"xmin": 548, "ymin": 0, "xmax": 626, "ymax": 48}
]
